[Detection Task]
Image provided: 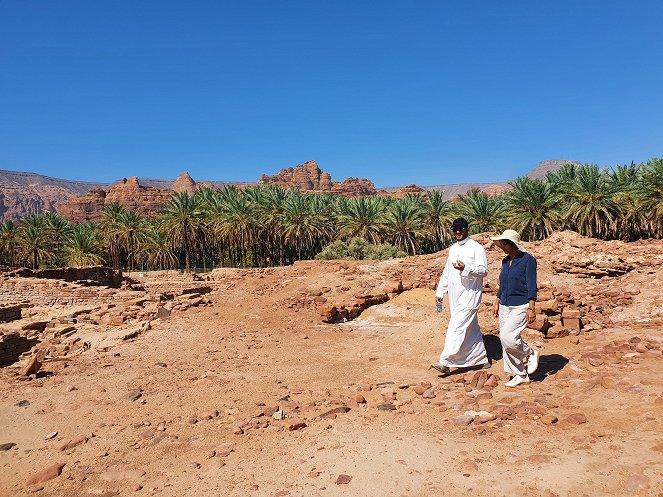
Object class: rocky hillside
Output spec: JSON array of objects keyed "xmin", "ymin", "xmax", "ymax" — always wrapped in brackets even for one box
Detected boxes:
[
  {"xmin": 0, "ymin": 170, "xmax": 106, "ymax": 221},
  {"xmin": 259, "ymin": 160, "xmax": 376, "ymax": 196},
  {"xmin": 0, "ymin": 159, "xmax": 578, "ymax": 221}
]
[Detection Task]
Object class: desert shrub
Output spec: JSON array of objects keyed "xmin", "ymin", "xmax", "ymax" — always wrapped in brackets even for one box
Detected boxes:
[{"xmin": 315, "ymin": 237, "xmax": 406, "ymax": 260}]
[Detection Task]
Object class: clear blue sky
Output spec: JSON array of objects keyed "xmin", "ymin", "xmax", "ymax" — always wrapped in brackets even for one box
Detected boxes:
[{"xmin": 1, "ymin": 1, "xmax": 662, "ymax": 187}]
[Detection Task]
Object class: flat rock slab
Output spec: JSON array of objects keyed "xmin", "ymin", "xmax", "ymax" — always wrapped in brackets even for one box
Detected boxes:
[
  {"xmin": 99, "ymin": 469, "xmax": 146, "ymax": 481},
  {"xmin": 26, "ymin": 462, "xmax": 65, "ymax": 486}
]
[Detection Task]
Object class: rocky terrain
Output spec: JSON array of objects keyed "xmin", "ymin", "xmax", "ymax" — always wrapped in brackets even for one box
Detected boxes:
[
  {"xmin": 0, "ymin": 171, "xmax": 250, "ymax": 222},
  {"xmin": 259, "ymin": 160, "xmax": 376, "ymax": 197},
  {"xmin": 0, "ymin": 231, "xmax": 661, "ymax": 496},
  {"xmin": 2, "ymin": 159, "xmax": 579, "ymax": 221}
]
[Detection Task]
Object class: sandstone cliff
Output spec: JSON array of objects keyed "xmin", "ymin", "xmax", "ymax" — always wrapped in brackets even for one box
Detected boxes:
[
  {"xmin": 259, "ymin": 160, "xmax": 376, "ymax": 197},
  {"xmin": 57, "ymin": 177, "xmax": 174, "ymax": 222},
  {"xmin": 0, "ymin": 170, "xmax": 106, "ymax": 221}
]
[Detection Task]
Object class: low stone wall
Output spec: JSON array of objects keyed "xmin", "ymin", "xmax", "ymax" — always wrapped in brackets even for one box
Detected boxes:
[
  {"xmin": 0, "ymin": 278, "xmax": 118, "ymax": 307},
  {"xmin": 4, "ymin": 266, "xmax": 123, "ymax": 288},
  {"xmin": 0, "ymin": 331, "xmax": 38, "ymax": 367},
  {"xmin": 0, "ymin": 305, "xmax": 22, "ymax": 322}
]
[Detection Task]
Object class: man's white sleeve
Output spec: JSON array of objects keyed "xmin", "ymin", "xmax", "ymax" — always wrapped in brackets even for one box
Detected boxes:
[
  {"xmin": 435, "ymin": 259, "xmax": 449, "ymax": 299},
  {"xmin": 461, "ymin": 243, "xmax": 488, "ymax": 278}
]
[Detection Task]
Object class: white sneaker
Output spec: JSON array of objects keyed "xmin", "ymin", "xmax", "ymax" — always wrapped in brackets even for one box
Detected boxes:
[
  {"xmin": 505, "ymin": 375, "xmax": 530, "ymax": 387},
  {"xmin": 527, "ymin": 349, "xmax": 540, "ymax": 375}
]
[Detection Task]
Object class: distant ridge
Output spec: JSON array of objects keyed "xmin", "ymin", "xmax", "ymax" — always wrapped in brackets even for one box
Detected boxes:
[
  {"xmin": 526, "ymin": 159, "xmax": 582, "ymax": 180},
  {"xmin": 0, "ymin": 170, "xmax": 107, "ymax": 195},
  {"xmin": 0, "ymin": 159, "xmax": 577, "ymax": 220}
]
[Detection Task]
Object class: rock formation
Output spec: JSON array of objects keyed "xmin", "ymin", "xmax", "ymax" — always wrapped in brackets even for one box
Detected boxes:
[
  {"xmin": 388, "ymin": 184, "xmax": 426, "ymax": 198},
  {"xmin": 171, "ymin": 172, "xmax": 198, "ymax": 194},
  {"xmin": 57, "ymin": 177, "xmax": 173, "ymax": 222},
  {"xmin": 527, "ymin": 159, "xmax": 581, "ymax": 180},
  {"xmin": 259, "ymin": 160, "xmax": 376, "ymax": 197}
]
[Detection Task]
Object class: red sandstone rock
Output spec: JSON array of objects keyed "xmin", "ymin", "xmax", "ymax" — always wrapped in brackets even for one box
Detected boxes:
[
  {"xmin": 26, "ymin": 462, "xmax": 65, "ymax": 486},
  {"xmin": 171, "ymin": 172, "xmax": 198, "ymax": 194}
]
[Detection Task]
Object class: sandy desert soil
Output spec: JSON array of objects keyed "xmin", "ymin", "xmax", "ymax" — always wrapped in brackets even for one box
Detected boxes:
[{"xmin": 1, "ymin": 232, "xmax": 662, "ymax": 497}]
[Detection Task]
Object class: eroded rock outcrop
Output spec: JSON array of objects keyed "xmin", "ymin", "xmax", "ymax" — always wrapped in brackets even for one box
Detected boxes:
[
  {"xmin": 171, "ymin": 172, "xmax": 198, "ymax": 194},
  {"xmin": 259, "ymin": 160, "xmax": 376, "ymax": 197},
  {"xmin": 58, "ymin": 177, "xmax": 174, "ymax": 222}
]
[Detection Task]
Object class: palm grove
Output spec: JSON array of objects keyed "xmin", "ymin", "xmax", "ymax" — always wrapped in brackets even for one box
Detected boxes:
[{"xmin": 0, "ymin": 160, "xmax": 661, "ymax": 271}]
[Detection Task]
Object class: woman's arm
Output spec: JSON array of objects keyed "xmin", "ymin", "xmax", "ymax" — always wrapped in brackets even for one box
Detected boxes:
[{"xmin": 526, "ymin": 255, "xmax": 538, "ymax": 324}]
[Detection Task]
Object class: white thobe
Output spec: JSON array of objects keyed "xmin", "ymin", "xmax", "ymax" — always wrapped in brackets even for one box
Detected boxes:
[{"xmin": 435, "ymin": 236, "xmax": 488, "ymax": 367}]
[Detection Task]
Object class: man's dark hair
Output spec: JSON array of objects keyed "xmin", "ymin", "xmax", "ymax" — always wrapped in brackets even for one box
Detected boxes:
[{"xmin": 451, "ymin": 217, "xmax": 469, "ymax": 230}]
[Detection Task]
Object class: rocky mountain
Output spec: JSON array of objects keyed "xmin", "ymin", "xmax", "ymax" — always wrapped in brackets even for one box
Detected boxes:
[
  {"xmin": 527, "ymin": 159, "xmax": 582, "ymax": 179},
  {"xmin": 259, "ymin": 160, "xmax": 377, "ymax": 196},
  {"xmin": 0, "ymin": 170, "xmax": 106, "ymax": 221},
  {"xmin": 1, "ymin": 159, "xmax": 579, "ymax": 221}
]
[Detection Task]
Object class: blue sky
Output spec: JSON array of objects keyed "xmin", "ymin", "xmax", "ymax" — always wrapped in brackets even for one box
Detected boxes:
[{"xmin": 1, "ymin": 1, "xmax": 662, "ymax": 187}]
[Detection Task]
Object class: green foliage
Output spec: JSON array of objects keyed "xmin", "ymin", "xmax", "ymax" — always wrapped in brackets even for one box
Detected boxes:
[
  {"xmin": 0, "ymin": 157, "xmax": 662, "ymax": 271},
  {"xmin": 315, "ymin": 237, "xmax": 406, "ymax": 260}
]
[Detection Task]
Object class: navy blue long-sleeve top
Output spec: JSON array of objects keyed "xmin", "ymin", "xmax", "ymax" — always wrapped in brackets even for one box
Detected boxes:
[{"xmin": 496, "ymin": 251, "xmax": 537, "ymax": 306}]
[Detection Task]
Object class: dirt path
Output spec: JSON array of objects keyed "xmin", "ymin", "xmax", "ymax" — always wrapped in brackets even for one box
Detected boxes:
[{"xmin": 1, "ymin": 267, "xmax": 662, "ymax": 497}]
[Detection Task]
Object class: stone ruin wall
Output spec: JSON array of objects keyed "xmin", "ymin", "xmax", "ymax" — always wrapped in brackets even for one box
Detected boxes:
[{"xmin": 0, "ymin": 278, "xmax": 119, "ymax": 308}]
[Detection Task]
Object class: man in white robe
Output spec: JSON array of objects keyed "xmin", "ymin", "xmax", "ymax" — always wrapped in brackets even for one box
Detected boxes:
[{"xmin": 431, "ymin": 218, "xmax": 489, "ymax": 374}]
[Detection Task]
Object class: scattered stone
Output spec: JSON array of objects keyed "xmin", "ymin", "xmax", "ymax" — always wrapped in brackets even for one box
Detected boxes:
[
  {"xmin": 44, "ymin": 432, "xmax": 58, "ymax": 440},
  {"xmin": 0, "ymin": 442, "xmax": 16, "ymax": 450},
  {"xmin": 335, "ymin": 474, "xmax": 352, "ymax": 485},
  {"xmin": 21, "ymin": 354, "xmax": 42, "ymax": 376},
  {"xmin": 422, "ymin": 388, "xmax": 436, "ymax": 399},
  {"xmin": 99, "ymin": 469, "xmax": 146, "ymax": 481},
  {"xmin": 16, "ymin": 400, "xmax": 30, "ymax": 408},
  {"xmin": 540, "ymin": 415, "xmax": 559, "ymax": 426},
  {"xmin": 354, "ymin": 393, "xmax": 366, "ymax": 403},
  {"xmin": 127, "ymin": 390, "xmax": 143, "ymax": 402},
  {"xmin": 565, "ymin": 413, "xmax": 588, "ymax": 424},
  {"xmin": 451, "ymin": 415, "xmax": 474, "ymax": 426},
  {"xmin": 623, "ymin": 472, "xmax": 650, "ymax": 491},
  {"xmin": 272, "ymin": 409, "xmax": 285, "ymax": 420},
  {"xmin": 26, "ymin": 463, "xmax": 65, "ymax": 486},
  {"xmin": 319, "ymin": 407, "xmax": 351, "ymax": 419},
  {"xmin": 232, "ymin": 426, "xmax": 244, "ymax": 435},
  {"xmin": 59, "ymin": 436, "xmax": 88, "ymax": 451},
  {"xmin": 284, "ymin": 419, "xmax": 307, "ymax": 431},
  {"xmin": 377, "ymin": 403, "xmax": 396, "ymax": 411}
]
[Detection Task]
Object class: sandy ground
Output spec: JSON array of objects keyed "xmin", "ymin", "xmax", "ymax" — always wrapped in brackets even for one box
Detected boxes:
[{"xmin": 1, "ymin": 249, "xmax": 662, "ymax": 497}]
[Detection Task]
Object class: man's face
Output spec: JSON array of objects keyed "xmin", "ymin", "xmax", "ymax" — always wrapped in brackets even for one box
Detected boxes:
[{"xmin": 452, "ymin": 226, "xmax": 468, "ymax": 241}]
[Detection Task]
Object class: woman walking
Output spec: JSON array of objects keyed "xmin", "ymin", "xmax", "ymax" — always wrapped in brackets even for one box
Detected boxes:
[{"xmin": 490, "ymin": 229, "xmax": 540, "ymax": 387}]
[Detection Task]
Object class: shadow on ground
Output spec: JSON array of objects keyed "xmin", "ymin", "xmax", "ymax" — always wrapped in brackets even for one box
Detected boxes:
[{"xmin": 530, "ymin": 353, "xmax": 569, "ymax": 382}]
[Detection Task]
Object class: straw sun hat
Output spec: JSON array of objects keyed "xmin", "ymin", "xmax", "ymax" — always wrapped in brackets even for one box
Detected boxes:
[{"xmin": 490, "ymin": 229, "xmax": 526, "ymax": 252}]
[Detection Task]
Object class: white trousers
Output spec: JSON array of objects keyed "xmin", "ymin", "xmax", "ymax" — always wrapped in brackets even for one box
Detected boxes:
[
  {"xmin": 439, "ymin": 305, "xmax": 488, "ymax": 367},
  {"xmin": 499, "ymin": 304, "xmax": 533, "ymax": 376}
]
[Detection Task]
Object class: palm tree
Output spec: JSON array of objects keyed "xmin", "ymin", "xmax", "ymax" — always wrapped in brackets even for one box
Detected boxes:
[
  {"xmin": 16, "ymin": 214, "xmax": 55, "ymax": 268},
  {"xmin": 0, "ymin": 220, "xmax": 19, "ymax": 266},
  {"xmin": 558, "ymin": 164, "xmax": 620, "ymax": 238},
  {"xmin": 138, "ymin": 219, "xmax": 179, "ymax": 270},
  {"xmin": 502, "ymin": 177, "xmax": 560, "ymax": 240},
  {"xmin": 161, "ymin": 192, "xmax": 204, "ymax": 272},
  {"xmin": 336, "ymin": 196, "xmax": 386, "ymax": 244},
  {"xmin": 117, "ymin": 210, "xmax": 145, "ymax": 271},
  {"xmin": 62, "ymin": 223, "xmax": 105, "ymax": 266},
  {"xmin": 277, "ymin": 191, "xmax": 326, "ymax": 260},
  {"xmin": 638, "ymin": 157, "xmax": 663, "ymax": 237},
  {"xmin": 457, "ymin": 189, "xmax": 503, "ymax": 233},
  {"xmin": 99, "ymin": 202, "xmax": 126, "ymax": 269},
  {"xmin": 382, "ymin": 195, "xmax": 427, "ymax": 255},
  {"xmin": 422, "ymin": 190, "xmax": 454, "ymax": 251},
  {"xmin": 207, "ymin": 186, "xmax": 256, "ymax": 267},
  {"xmin": 606, "ymin": 163, "xmax": 642, "ymax": 240}
]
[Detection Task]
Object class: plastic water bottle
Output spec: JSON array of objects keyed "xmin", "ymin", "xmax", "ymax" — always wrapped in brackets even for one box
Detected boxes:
[{"xmin": 436, "ymin": 299, "xmax": 443, "ymax": 313}]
